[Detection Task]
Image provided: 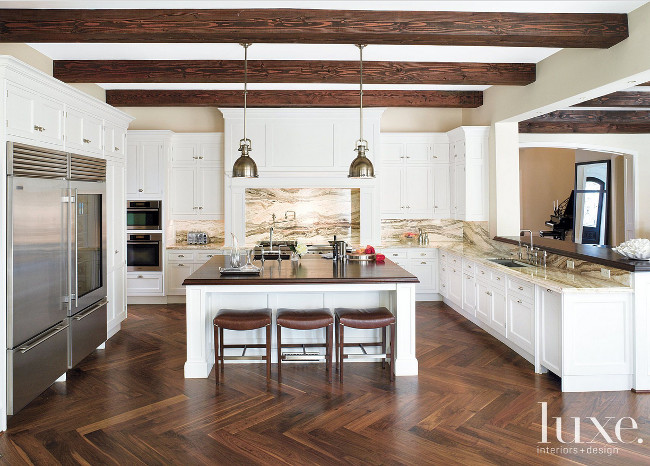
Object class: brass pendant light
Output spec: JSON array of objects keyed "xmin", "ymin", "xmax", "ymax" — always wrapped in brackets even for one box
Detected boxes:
[
  {"xmin": 348, "ymin": 44, "xmax": 375, "ymax": 178},
  {"xmin": 232, "ymin": 43, "xmax": 259, "ymax": 178}
]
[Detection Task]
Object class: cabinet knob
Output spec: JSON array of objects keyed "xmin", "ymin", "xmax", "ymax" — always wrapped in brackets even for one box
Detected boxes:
[
  {"xmin": 433, "ymin": 155, "xmax": 438, "ymax": 159},
  {"xmin": 138, "ymin": 188, "xmax": 143, "ymax": 192},
  {"xmin": 193, "ymin": 206, "xmax": 198, "ymax": 209},
  {"xmin": 193, "ymin": 156, "xmax": 198, "ymax": 159},
  {"xmin": 496, "ymin": 277, "xmax": 501, "ymax": 281},
  {"xmin": 392, "ymin": 254, "xmax": 398, "ymax": 256},
  {"xmin": 421, "ymin": 261, "xmax": 427, "ymax": 265},
  {"xmin": 442, "ymin": 267, "xmax": 445, "ymax": 271},
  {"xmin": 547, "ymin": 289, "xmax": 552, "ymax": 293},
  {"xmin": 518, "ymin": 286, "xmax": 524, "ymax": 291},
  {"xmin": 83, "ymin": 138, "xmax": 91, "ymax": 144},
  {"xmin": 199, "ymin": 206, "xmax": 203, "ymax": 210},
  {"xmin": 406, "ymin": 206, "xmax": 411, "ymax": 209},
  {"xmin": 178, "ymin": 254, "xmax": 185, "ymax": 258},
  {"xmin": 481, "ymin": 270, "xmax": 485, "ymax": 274},
  {"xmin": 115, "ymin": 147, "xmax": 120, "ymax": 151},
  {"xmin": 33, "ymin": 125, "xmax": 45, "ymax": 132},
  {"xmin": 434, "ymin": 205, "xmax": 439, "ymax": 208},
  {"xmin": 517, "ymin": 299, "xmax": 522, "ymax": 304},
  {"xmin": 420, "ymin": 253, "xmax": 426, "ymax": 256},
  {"xmin": 199, "ymin": 156, "xmax": 204, "ymax": 159},
  {"xmin": 468, "ymin": 265, "xmax": 472, "ymax": 268},
  {"xmin": 178, "ymin": 264, "xmax": 185, "ymax": 267},
  {"xmin": 115, "ymin": 250, "xmax": 118, "ymax": 254},
  {"xmin": 486, "ymin": 291, "xmax": 492, "ymax": 296},
  {"xmin": 137, "ymin": 275, "xmax": 143, "ymax": 279},
  {"xmin": 207, "ymin": 255, "xmax": 213, "ymax": 258}
]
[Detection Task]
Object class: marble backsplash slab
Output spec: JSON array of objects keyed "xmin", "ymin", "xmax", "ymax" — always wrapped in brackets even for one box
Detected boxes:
[
  {"xmin": 245, "ymin": 188, "xmax": 360, "ymax": 245},
  {"xmin": 171, "ymin": 219, "xmax": 225, "ymax": 245},
  {"xmin": 380, "ymin": 219, "xmax": 463, "ymax": 244}
]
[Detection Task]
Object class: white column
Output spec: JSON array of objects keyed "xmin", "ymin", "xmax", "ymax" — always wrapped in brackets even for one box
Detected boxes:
[
  {"xmin": 634, "ymin": 272, "xmax": 650, "ymax": 390},
  {"xmin": 491, "ymin": 122, "xmax": 521, "ymax": 237},
  {"xmin": 394, "ymin": 283, "xmax": 419, "ymax": 376},
  {"xmin": 184, "ymin": 286, "xmax": 214, "ymax": 378}
]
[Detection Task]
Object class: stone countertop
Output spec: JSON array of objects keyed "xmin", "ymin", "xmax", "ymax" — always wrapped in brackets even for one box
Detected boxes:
[
  {"xmin": 437, "ymin": 243, "xmax": 632, "ymax": 293},
  {"xmin": 167, "ymin": 243, "xmax": 226, "ymax": 250}
]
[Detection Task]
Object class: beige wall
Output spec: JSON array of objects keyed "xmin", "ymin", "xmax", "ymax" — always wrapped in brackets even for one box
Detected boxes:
[
  {"xmin": 0, "ymin": 44, "xmax": 106, "ymax": 102},
  {"xmin": 380, "ymin": 108, "xmax": 463, "ymax": 132},
  {"xmin": 118, "ymin": 107, "xmax": 225, "ymax": 132},
  {"xmin": 519, "ymin": 148, "xmax": 575, "ymax": 236}
]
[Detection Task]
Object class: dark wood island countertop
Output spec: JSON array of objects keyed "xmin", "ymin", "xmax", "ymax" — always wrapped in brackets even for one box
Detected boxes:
[{"xmin": 183, "ymin": 255, "xmax": 419, "ymax": 286}]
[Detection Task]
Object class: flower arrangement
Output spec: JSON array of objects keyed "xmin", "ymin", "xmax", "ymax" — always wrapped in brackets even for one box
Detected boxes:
[{"xmin": 290, "ymin": 242, "xmax": 308, "ymax": 257}]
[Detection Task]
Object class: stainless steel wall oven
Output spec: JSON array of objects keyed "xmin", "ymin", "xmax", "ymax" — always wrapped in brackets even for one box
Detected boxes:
[{"xmin": 127, "ymin": 233, "xmax": 163, "ymax": 271}]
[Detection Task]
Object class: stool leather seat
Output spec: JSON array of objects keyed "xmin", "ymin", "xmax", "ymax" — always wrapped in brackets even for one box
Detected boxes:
[
  {"xmin": 336, "ymin": 307, "xmax": 395, "ymax": 329},
  {"xmin": 214, "ymin": 308, "xmax": 272, "ymax": 330},
  {"xmin": 276, "ymin": 308, "xmax": 333, "ymax": 329}
]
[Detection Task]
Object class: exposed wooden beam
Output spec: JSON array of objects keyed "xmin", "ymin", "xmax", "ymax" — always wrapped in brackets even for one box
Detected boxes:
[
  {"xmin": 106, "ymin": 89, "xmax": 483, "ymax": 108},
  {"xmin": 573, "ymin": 91, "xmax": 650, "ymax": 108},
  {"xmin": 54, "ymin": 60, "xmax": 535, "ymax": 86},
  {"xmin": 0, "ymin": 9, "xmax": 628, "ymax": 48},
  {"xmin": 519, "ymin": 110, "xmax": 650, "ymax": 133}
]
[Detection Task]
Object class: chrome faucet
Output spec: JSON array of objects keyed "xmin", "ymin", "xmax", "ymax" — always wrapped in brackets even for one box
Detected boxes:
[
  {"xmin": 270, "ymin": 213, "xmax": 276, "ymax": 250},
  {"xmin": 521, "ymin": 229, "xmax": 533, "ymax": 263}
]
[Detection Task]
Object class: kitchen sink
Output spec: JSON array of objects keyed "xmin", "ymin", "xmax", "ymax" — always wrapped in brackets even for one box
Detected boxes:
[{"xmin": 488, "ymin": 258, "xmax": 532, "ymax": 268}]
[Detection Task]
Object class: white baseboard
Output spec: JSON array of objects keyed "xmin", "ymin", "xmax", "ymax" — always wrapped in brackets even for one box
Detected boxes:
[{"xmin": 127, "ymin": 296, "xmax": 169, "ymax": 305}]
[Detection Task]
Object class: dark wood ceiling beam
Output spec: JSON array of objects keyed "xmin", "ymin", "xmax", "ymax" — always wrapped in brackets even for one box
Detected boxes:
[
  {"xmin": 519, "ymin": 110, "xmax": 650, "ymax": 133},
  {"xmin": 0, "ymin": 9, "xmax": 628, "ymax": 48},
  {"xmin": 573, "ymin": 91, "xmax": 650, "ymax": 108},
  {"xmin": 106, "ymin": 89, "xmax": 483, "ymax": 108},
  {"xmin": 54, "ymin": 60, "xmax": 535, "ymax": 85}
]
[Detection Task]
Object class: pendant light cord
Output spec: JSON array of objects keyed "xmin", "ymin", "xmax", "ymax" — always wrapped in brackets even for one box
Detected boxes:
[
  {"xmin": 242, "ymin": 43, "xmax": 250, "ymax": 146},
  {"xmin": 358, "ymin": 44, "xmax": 366, "ymax": 147}
]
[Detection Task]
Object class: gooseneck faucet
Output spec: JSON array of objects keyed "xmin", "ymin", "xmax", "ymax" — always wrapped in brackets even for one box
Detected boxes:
[
  {"xmin": 270, "ymin": 213, "xmax": 276, "ymax": 250},
  {"xmin": 520, "ymin": 230, "xmax": 533, "ymax": 251}
]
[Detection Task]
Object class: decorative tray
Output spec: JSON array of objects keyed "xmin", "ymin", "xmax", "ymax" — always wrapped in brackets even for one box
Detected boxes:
[
  {"xmin": 219, "ymin": 266, "xmax": 261, "ymax": 275},
  {"xmin": 346, "ymin": 253, "xmax": 376, "ymax": 261}
]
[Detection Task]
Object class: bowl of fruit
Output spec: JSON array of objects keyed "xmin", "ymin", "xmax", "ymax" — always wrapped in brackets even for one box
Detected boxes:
[{"xmin": 347, "ymin": 245, "xmax": 376, "ymax": 261}]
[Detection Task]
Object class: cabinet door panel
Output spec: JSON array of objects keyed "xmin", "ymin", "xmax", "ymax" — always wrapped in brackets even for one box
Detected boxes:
[
  {"xmin": 491, "ymin": 289, "xmax": 507, "ymax": 337},
  {"xmin": 167, "ymin": 263, "xmax": 194, "ymax": 295},
  {"xmin": 82, "ymin": 113, "xmax": 104, "ymax": 155},
  {"xmin": 409, "ymin": 260, "xmax": 435, "ymax": 293},
  {"xmin": 476, "ymin": 281, "xmax": 491, "ymax": 324},
  {"xmin": 462, "ymin": 274, "xmax": 476, "ymax": 316},
  {"xmin": 433, "ymin": 164, "xmax": 451, "ymax": 217},
  {"xmin": 507, "ymin": 296, "xmax": 534, "ymax": 354},
  {"xmin": 454, "ymin": 163, "xmax": 466, "ymax": 219},
  {"xmin": 6, "ymin": 83, "xmax": 35, "ymax": 139},
  {"xmin": 448, "ymin": 268, "xmax": 463, "ymax": 308},
  {"xmin": 405, "ymin": 142, "xmax": 430, "ymax": 163},
  {"xmin": 36, "ymin": 95, "xmax": 65, "ymax": 146},
  {"xmin": 380, "ymin": 168, "xmax": 404, "ymax": 214},
  {"xmin": 141, "ymin": 143, "xmax": 163, "ymax": 198},
  {"xmin": 198, "ymin": 167, "xmax": 223, "ymax": 218},
  {"xmin": 113, "ymin": 162, "xmax": 126, "ymax": 268},
  {"xmin": 125, "ymin": 144, "xmax": 139, "ymax": 197},
  {"xmin": 200, "ymin": 142, "xmax": 223, "ymax": 164},
  {"xmin": 404, "ymin": 165, "xmax": 432, "ymax": 215},
  {"xmin": 65, "ymin": 107, "xmax": 85, "ymax": 150},
  {"xmin": 540, "ymin": 288, "xmax": 562, "ymax": 374},
  {"xmin": 432, "ymin": 143, "xmax": 450, "ymax": 163},
  {"xmin": 170, "ymin": 167, "xmax": 196, "ymax": 216},
  {"xmin": 381, "ymin": 142, "xmax": 404, "ymax": 163},
  {"xmin": 172, "ymin": 143, "xmax": 198, "ymax": 164}
]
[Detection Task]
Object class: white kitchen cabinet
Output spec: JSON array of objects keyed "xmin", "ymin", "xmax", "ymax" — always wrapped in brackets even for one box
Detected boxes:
[
  {"xmin": 490, "ymin": 289, "xmax": 507, "ymax": 337},
  {"xmin": 65, "ymin": 106, "xmax": 104, "ymax": 156},
  {"xmin": 448, "ymin": 264, "xmax": 463, "ymax": 308},
  {"xmin": 538, "ymin": 287, "xmax": 562, "ymax": 375},
  {"xmin": 106, "ymin": 158, "xmax": 128, "ymax": 333},
  {"xmin": 433, "ymin": 164, "xmax": 451, "ymax": 217},
  {"xmin": 6, "ymin": 81, "xmax": 65, "ymax": 148},
  {"xmin": 126, "ymin": 132, "xmax": 170, "ymax": 200},
  {"xmin": 127, "ymin": 272, "xmax": 164, "ymax": 296},
  {"xmin": 404, "ymin": 165, "xmax": 433, "ymax": 214},
  {"xmin": 170, "ymin": 167, "xmax": 196, "ymax": 215},
  {"xmin": 476, "ymin": 281, "xmax": 491, "ymax": 324},
  {"xmin": 462, "ymin": 272, "xmax": 477, "ymax": 316},
  {"xmin": 408, "ymin": 259, "xmax": 437, "ymax": 294},
  {"xmin": 379, "ymin": 168, "xmax": 404, "ymax": 214},
  {"xmin": 167, "ymin": 262, "xmax": 195, "ymax": 295},
  {"xmin": 104, "ymin": 123, "xmax": 126, "ymax": 158},
  {"xmin": 507, "ymin": 295, "xmax": 535, "ymax": 354},
  {"xmin": 446, "ymin": 127, "xmax": 489, "ymax": 221}
]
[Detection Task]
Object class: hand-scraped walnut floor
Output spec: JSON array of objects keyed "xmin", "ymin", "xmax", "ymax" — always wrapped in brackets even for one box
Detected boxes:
[{"xmin": 2, "ymin": 302, "xmax": 649, "ymax": 465}]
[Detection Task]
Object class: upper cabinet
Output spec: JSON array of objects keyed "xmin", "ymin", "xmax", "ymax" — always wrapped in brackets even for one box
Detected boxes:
[
  {"xmin": 379, "ymin": 133, "xmax": 449, "ymax": 219},
  {"xmin": 1, "ymin": 57, "xmax": 132, "ymax": 158},
  {"xmin": 447, "ymin": 127, "xmax": 490, "ymax": 221},
  {"xmin": 126, "ymin": 131, "xmax": 171, "ymax": 200},
  {"xmin": 168, "ymin": 133, "xmax": 224, "ymax": 219}
]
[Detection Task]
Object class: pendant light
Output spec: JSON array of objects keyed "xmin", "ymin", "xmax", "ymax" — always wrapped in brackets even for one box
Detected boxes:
[
  {"xmin": 348, "ymin": 44, "xmax": 375, "ymax": 178},
  {"xmin": 232, "ymin": 43, "xmax": 259, "ymax": 178}
]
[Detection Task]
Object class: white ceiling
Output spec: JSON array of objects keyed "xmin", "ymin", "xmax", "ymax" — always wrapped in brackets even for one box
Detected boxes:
[
  {"xmin": 1, "ymin": 1, "xmax": 647, "ymax": 13},
  {"xmin": 15, "ymin": 1, "xmax": 649, "ymax": 91}
]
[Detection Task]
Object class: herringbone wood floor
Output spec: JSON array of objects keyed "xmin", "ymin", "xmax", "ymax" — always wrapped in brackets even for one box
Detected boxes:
[{"xmin": 1, "ymin": 302, "xmax": 649, "ymax": 465}]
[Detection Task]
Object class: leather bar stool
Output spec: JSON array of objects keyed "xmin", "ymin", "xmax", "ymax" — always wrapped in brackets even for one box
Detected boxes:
[
  {"xmin": 213, "ymin": 308, "xmax": 272, "ymax": 384},
  {"xmin": 335, "ymin": 307, "xmax": 396, "ymax": 382},
  {"xmin": 276, "ymin": 308, "xmax": 334, "ymax": 383}
]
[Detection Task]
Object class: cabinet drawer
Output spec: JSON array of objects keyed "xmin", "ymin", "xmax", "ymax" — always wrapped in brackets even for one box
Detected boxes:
[
  {"xmin": 462, "ymin": 260, "xmax": 476, "ymax": 276},
  {"xmin": 439, "ymin": 250, "xmax": 449, "ymax": 263},
  {"xmin": 196, "ymin": 252, "xmax": 220, "ymax": 263},
  {"xmin": 127, "ymin": 273, "xmax": 163, "ymax": 295},
  {"xmin": 491, "ymin": 270, "xmax": 506, "ymax": 289},
  {"xmin": 507, "ymin": 276, "xmax": 535, "ymax": 302},
  {"xmin": 383, "ymin": 250, "xmax": 408, "ymax": 260},
  {"xmin": 168, "ymin": 251, "xmax": 195, "ymax": 262},
  {"xmin": 447, "ymin": 253, "xmax": 461, "ymax": 267},
  {"xmin": 476, "ymin": 264, "xmax": 491, "ymax": 281},
  {"xmin": 407, "ymin": 249, "xmax": 437, "ymax": 259}
]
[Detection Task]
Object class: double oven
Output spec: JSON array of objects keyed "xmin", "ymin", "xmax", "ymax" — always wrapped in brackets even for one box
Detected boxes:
[{"xmin": 126, "ymin": 200, "xmax": 162, "ymax": 272}]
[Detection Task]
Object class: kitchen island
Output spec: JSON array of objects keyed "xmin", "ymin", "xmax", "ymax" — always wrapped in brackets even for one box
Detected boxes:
[{"xmin": 182, "ymin": 255, "xmax": 419, "ymax": 378}]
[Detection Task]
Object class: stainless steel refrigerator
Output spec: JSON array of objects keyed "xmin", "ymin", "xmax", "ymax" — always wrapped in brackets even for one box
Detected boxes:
[{"xmin": 7, "ymin": 142, "xmax": 107, "ymax": 415}]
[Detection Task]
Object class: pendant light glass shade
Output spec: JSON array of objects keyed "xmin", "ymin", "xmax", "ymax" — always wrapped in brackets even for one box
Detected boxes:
[
  {"xmin": 233, "ymin": 43, "xmax": 258, "ymax": 178},
  {"xmin": 349, "ymin": 44, "xmax": 375, "ymax": 179}
]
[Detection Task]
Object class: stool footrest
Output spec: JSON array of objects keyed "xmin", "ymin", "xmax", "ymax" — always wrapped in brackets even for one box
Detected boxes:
[
  {"xmin": 223, "ymin": 355, "xmax": 268, "ymax": 361},
  {"xmin": 282, "ymin": 353, "xmax": 325, "ymax": 361},
  {"xmin": 344, "ymin": 353, "xmax": 389, "ymax": 359}
]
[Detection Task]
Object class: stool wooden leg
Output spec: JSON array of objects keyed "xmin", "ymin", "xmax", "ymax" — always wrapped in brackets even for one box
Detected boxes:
[
  {"xmin": 335, "ymin": 316, "xmax": 339, "ymax": 372},
  {"xmin": 266, "ymin": 324, "xmax": 271, "ymax": 382},
  {"xmin": 339, "ymin": 322, "xmax": 344, "ymax": 383},
  {"xmin": 390, "ymin": 322, "xmax": 396, "ymax": 382},
  {"xmin": 381, "ymin": 326, "xmax": 387, "ymax": 369},
  {"xmin": 327, "ymin": 323, "xmax": 333, "ymax": 384},
  {"xmin": 214, "ymin": 325, "xmax": 220, "ymax": 384},
  {"xmin": 277, "ymin": 324, "xmax": 282, "ymax": 382},
  {"xmin": 219, "ymin": 327, "xmax": 225, "ymax": 374}
]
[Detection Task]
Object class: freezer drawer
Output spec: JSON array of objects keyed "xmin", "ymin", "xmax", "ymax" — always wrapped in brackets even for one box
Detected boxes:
[
  {"xmin": 7, "ymin": 321, "xmax": 69, "ymax": 415},
  {"xmin": 68, "ymin": 298, "xmax": 107, "ymax": 369}
]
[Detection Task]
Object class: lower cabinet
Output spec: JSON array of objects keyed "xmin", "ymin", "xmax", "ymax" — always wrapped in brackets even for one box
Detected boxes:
[
  {"xmin": 127, "ymin": 272, "xmax": 164, "ymax": 296},
  {"xmin": 166, "ymin": 250, "xmax": 222, "ymax": 295},
  {"xmin": 475, "ymin": 281, "xmax": 491, "ymax": 324},
  {"xmin": 507, "ymin": 295, "xmax": 535, "ymax": 354},
  {"xmin": 462, "ymin": 272, "xmax": 476, "ymax": 316},
  {"xmin": 447, "ymin": 264, "xmax": 463, "ymax": 308},
  {"xmin": 490, "ymin": 289, "xmax": 507, "ymax": 338},
  {"xmin": 167, "ymin": 262, "xmax": 196, "ymax": 295},
  {"xmin": 381, "ymin": 248, "xmax": 439, "ymax": 298},
  {"xmin": 538, "ymin": 287, "xmax": 562, "ymax": 375}
]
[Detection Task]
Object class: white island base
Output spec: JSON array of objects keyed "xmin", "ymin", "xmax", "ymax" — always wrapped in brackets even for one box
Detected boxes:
[{"xmin": 184, "ymin": 283, "xmax": 418, "ymax": 379}]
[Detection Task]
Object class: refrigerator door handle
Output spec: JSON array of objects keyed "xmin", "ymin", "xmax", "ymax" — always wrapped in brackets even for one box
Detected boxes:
[
  {"xmin": 73, "ymin": 298, "xmax": 108, "ymax": 321},
  {"xmin": 18, "ymin": 323, "xmax": 69, "ymax": 354},
  {"xmin": 73, "ymin": 187, "xmax": 79, "ymax": 308}
]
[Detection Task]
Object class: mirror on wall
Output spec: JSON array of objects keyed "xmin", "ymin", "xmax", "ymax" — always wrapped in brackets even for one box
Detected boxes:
[{"xmin": 574, "ymin": 161, "xmax": 610, "ymax": 245}]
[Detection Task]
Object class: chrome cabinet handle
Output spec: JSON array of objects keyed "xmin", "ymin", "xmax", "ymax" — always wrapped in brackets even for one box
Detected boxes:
[
  {"xmin": 517, "ymin": 299, "xmax": 522, "ymax": 304},
  {"xmin": 406, "ymin": 206, "xmax": 411, "ymax": 209},
  {"xmin": 486, "ymin": 291, "xmax": 492, "ymax": 296},
  {"xmin": 73, "ymin": 298, "xmax": 108, "ymax": 321},
  {"xmin": 421, "ymin": 261, "xmax": 427, "ymax": 265},
  {"xmin": 138, "ymin": 188, "xmax": 143, "ymax": 192},
  {"xmin": 178, "ymin": 264, "xmax": 185, "ymax": 267},
  {"xmin": 33, "ymin": 125, "xmax": 45, "ymax": 132},
  {"xmin": 518, "ymin": 286, "xmax": 524, "ymax": 291},
  {"xmin": 480, "ymin": 270, "xmax": 485, "ymax": 274},
  {"xmin": 178, "ymin": 254, "xmax": 185, "ymax": 258},
  {"xmin": 137, "ymin": 275, "xmax": 144, "ymax": 278},
  {"xmin": 73, "ymin": 187, "xmax": 78, "ymax": 308},
  {"xmin": 199, "ymin": 156, "xmax": 204, "ymax": 159},
  {"xmin": 18, "ymin": 323, "xmax": 69, "ymax": 353},
  {"xmin": 421, "ymin": 253, "xmax": 426, "ymax": 256},
  {"xmin": 199, "ymin": 206, "xmax": 203, "ymax": 210},
  {"xmin": 83, "ymin": 138, "xmax": 91, "ymax": 144},
  {"xmin": 435, "ymin": 205, "xmax": 439, "ymax": 208},
  {"xmin": 114, "ymin": 147, "xmax": 120, "ymax": 151},
  {"xmin": 496, "ymin": 277, "xmax": 501, "ymax": 281},
  {"xmin": 547, "ymin": 289, "xmax": 552, "ymax": 293}
]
